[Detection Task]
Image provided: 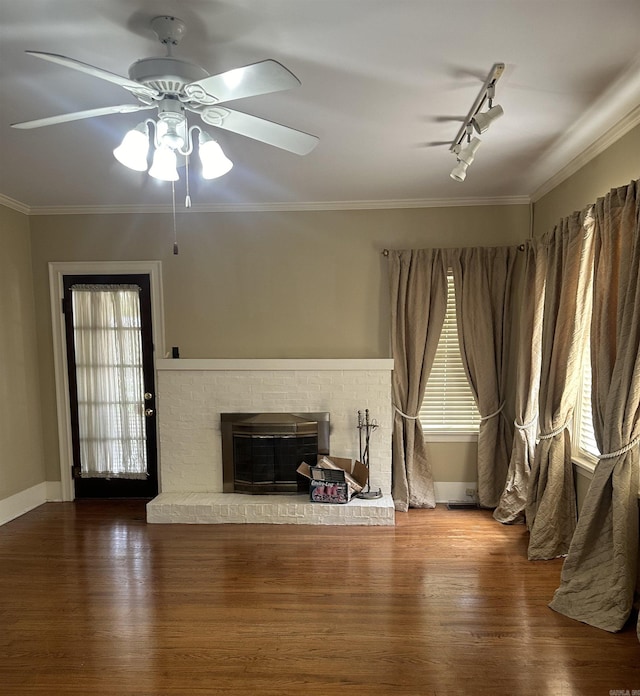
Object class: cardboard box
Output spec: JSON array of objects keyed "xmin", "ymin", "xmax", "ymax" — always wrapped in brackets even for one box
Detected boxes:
[
  {"xmin": 297, "ymin": 456, "xmax": 369, "ymax": 503},
  {"xmin": 309, "ymin": 472, "xmax": 349, "ymax": 504}
]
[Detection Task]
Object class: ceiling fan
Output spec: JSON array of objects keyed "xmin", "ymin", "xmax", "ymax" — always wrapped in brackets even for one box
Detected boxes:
[{"xmin": 11, "ymin": 15, "xmax": 319, "ymax": 159}]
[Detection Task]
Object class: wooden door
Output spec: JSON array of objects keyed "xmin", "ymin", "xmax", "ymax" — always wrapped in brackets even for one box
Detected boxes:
[{"xmin": 63, "ymin": 274, "xmax": 158, "ymax": 498}]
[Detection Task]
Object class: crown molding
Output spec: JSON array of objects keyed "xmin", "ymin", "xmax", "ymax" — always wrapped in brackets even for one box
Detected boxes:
[
  {"xmin": 22, "ymin": 195, "xmax": 530, "ymax": 216},
  {"xmin": 6, "ymin": 98, "xmax": 639, "ymax": 217},
  {"xmin": 530, "ymin": 103, "xmax": 640, "ymax": 203},
  {"xmin": 529, "ymin": 53, "xmax": 640, "ymax": 202},
  {"xmin": 0, "ymin": 193, "xmax": 30, "ymax": 215}
]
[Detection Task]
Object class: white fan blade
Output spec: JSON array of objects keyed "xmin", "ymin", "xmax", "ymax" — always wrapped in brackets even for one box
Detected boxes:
[
  {"xmin": 184, "ymin": 60, "xmax": 300, "ymax": 106},
  {"xmin": 11, "ymin": 104, "xmax": 154, "ymax": 129},
  {"xmin": 196, "ymin": 106, "xmax": 318, "ymax": 155},
  {"xmin": 25, "ymin": 51, "xmax": 159, "ymax": 100}
]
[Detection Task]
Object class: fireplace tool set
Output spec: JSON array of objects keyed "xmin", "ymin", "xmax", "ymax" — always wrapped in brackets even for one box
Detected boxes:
[{"xmin": 356, "ymin": 409, "xmax": 382, "ymax": 499}]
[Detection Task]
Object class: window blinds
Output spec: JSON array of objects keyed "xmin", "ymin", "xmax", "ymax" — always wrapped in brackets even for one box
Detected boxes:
[
  {"xmin": 578, "ymin": 340, "xmax": 600, "ymax": 457},
  {"xmin": 420, "ymin": 273, "xmax": 480, "ymax": 432}
]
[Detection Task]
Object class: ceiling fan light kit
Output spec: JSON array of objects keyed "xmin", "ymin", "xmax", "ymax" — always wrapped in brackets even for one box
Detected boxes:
[
  {"xmin": 12, "ymin": 14, "xmax": 319, "ymax": 194},
  {"xmin": 113, "ymin": 108, "xmax": 233, "ymax": 183},
  {"xmin": 449, "ymin": 63, "xmax": 504, "ymax": 182}
]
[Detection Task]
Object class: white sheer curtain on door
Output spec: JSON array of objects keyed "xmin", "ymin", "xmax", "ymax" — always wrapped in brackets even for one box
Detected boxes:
[{"xmin": 72, "ymin": 284, "xmax": 148, "ymax": 479}]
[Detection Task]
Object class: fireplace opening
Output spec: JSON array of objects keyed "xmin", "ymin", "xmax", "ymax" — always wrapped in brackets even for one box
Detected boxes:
[{"xmin": 221, "ymin": 413, "xmax": 330, "ymax": 494}]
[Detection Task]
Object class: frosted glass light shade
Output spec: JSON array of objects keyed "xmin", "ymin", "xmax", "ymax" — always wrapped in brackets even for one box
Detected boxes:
[
  {"xmin": 199, "ymin": 136, "xmax": 233, "ymax": 179},
  {"xmin": 149, "ymin": 146, "xmax": 179, "ymax": 182},
  {"xmin": 113, "ymin": 125, "xmax": 149, "ymax": 171}
]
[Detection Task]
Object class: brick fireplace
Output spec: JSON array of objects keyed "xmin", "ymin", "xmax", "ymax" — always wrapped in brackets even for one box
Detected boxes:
[{"xmin": 146, "ymin": 359, "xmax": 395, "ymax": 525}]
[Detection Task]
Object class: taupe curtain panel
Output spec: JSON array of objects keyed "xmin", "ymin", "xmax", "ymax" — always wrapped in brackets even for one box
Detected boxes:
[
  {"xmin": 494, "ymin": 243, "xmax": 545, "ymax": 523},
  {"xmin": 388, "ymin": 246, "xmax": 517, "ymax": 511},
  {"xmin": 389, "ymin": 249, "xmax": 448, "ymax": 512},
  {"xmin": 448, "ymin": 246, "xmax": 517, "ymax": 508},
  {"xmin": 550, "ymin": 181, "xmax": 640, "ymax": 635},
  {"xmin": 526, "ymin": 209, "xmax": 594, "ymax": 561}
]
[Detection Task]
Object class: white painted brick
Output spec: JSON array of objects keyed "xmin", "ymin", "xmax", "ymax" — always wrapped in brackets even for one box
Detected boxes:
[
  {"xmin": 148, "ymin": 493, "xmax": 394, "ymax": 525},
  {"xmin": 155, "ymin": 364, "xmax": 394, "ymax": 523}
]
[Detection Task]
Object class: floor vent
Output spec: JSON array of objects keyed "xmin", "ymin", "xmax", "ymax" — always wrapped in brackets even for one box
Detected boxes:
[{"xmin": 446, "ymin": 501, "xmax": 479, "ymax": 510}]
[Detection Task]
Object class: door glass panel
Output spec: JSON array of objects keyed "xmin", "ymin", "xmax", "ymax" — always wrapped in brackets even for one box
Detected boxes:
[{"xmin": 71, "ymin": 284, "xmax": 148, "ymax": 479}]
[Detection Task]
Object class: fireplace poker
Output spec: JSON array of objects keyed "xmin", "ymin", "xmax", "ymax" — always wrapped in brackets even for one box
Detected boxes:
[{"xmin": 356, "ymin": 409, "xmax": 382, "ymax": 499}]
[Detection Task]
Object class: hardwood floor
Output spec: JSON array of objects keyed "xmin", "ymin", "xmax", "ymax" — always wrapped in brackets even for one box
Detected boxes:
[{"xmin": 0, "ymin": 501, "xmax": 638, "ymax": 695}]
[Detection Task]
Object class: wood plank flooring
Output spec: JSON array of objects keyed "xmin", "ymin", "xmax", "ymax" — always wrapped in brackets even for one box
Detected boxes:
[{"xmin": 0, "ymin": 500, "xmax": 638, "ymax": 695}]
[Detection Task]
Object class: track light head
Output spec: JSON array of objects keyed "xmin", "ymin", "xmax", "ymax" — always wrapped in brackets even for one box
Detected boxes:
[
  {"xmin": 458, "ymin": 136, "xmax": 482, "ymax": 165},
  {"xmin": 450, "ymin": 160, "xmax": 469, "ymax": 182},
  {"xmin": 471, "ymin": 104, "xmax": 504, "ymax": 134}
]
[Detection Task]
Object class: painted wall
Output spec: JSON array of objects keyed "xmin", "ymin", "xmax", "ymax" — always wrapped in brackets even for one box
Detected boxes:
[
  {"xmin": 0, "ymin": 205, "xmax": 46, "ymax": 502},
  {"xmin": 29, "ymin": 204, "xmax": 529, "ymax": 486},
  {"xmin": 9, "ymin": 116, "xmax": 640, "ymax": 506}
]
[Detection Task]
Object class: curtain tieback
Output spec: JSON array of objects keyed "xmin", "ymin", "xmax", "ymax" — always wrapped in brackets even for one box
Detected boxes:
[
  {"xmin": 514, "ymin": 414, "xmax": 537, "ymax": 430},
  {"xmin": 538, "ymin": 422, "xmax": 569, "ymax": 440},
  {"xmin": 598, "ymin": 434, "xmax": 640, "ymax": 460},
  {"xmin": 480, "ymin": 402, "xmax": 505, "ymax": 421},
  {"xmin": 393, "ymin": 404, "xmax": 420, "ymax": 420}
]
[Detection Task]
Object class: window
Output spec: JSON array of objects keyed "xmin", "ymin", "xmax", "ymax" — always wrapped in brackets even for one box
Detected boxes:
[
  {"xmin": 575, "ymin": 338, "xmax": 600, "ymax": 460},
  {"xmin": 420, "ymin": 272, "xmax": 480, "ymax": 434}
]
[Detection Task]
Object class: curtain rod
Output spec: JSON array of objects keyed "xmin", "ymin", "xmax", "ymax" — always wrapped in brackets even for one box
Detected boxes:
[{"xmin": 382, "ymin": 245, "xmax": 525, "ymax": 255}]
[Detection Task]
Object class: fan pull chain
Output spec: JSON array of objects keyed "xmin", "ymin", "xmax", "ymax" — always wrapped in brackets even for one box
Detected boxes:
[
  {"xmin": 185, "ymin": 155, "xmax": 192, "ymax": 208},
  {"xmin": 171, "ymin": 180, "xmax": 179, "ymax": 255}
]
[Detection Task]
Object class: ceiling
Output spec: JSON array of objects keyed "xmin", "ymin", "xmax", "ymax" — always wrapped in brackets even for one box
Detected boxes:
[{"xmin": 2, "ymin": 0, "xmax": 640, "ymax": 214}]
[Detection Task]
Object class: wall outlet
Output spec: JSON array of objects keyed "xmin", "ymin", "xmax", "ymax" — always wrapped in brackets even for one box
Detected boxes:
[{"xmin": 465, "ymin": 488, "xmax": 477, "ymax": 498}]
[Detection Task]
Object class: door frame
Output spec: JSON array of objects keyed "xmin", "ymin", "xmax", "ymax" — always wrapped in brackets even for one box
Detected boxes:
[{"xmin": 49, "ymin": 261, "xmax": 165, "ymax": 501}]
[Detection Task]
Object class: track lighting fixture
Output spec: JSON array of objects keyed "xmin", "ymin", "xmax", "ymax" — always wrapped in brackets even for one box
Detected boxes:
[{"xmin": 448, "ymin": 63, "xmax": 505, "ymax": 182}]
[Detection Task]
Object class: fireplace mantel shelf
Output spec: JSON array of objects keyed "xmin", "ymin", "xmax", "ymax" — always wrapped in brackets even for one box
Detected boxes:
[{"xmin": 156, "ymin": 358, "xmax": 394, "ymax": 371}]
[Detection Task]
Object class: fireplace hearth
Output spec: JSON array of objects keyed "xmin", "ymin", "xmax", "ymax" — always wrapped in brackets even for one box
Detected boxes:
[{"xmin": 221, "ymin": 412, "xmax": 330, "ymax": 494}]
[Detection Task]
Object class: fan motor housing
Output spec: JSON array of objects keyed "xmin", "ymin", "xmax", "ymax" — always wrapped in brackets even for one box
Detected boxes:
[{"xmin": 129, "ymin": 57, "xmax": 209, "ymax": 95}]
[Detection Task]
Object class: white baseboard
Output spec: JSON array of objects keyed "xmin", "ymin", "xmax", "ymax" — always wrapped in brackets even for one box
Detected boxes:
[
  {"xmin": 46, "ymin": 480, "xmax": 63, "ymax": 502},
  {"xmin": 0, "ymin": 482, "xmax": 48, "ymax": 526},
  {"xmin": 0, "ymin": 480, "xmax": 478, "ymax": 524},
  {"xmin": 433, "ymin": 481, "xmax": 478, "ymax": 504},
  {"xmin": 0, "ymin": 481, "xmax": 65, "ymax": 526}
]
